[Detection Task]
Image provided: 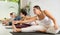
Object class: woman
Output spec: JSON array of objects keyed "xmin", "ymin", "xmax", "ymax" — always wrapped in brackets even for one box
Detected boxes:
[
  {"xmin": 14, "ymin": 5, "xmax": 59, "ymax": 33},
  {"xmin": 2, "ymin": 12, "xmax": 16, "ymax": 26},
  {"xmin": 13, "ymin": 9, "xmax": 37, "ymax": 32}
]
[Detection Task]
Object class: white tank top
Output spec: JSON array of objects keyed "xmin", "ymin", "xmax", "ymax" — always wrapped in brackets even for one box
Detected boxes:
[{"xmin": 36, "ymin": 16, "xmax": 54, "ymax": 26}]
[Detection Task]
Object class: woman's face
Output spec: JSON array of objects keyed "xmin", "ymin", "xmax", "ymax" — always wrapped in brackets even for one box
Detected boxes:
[
  {"xmin": 10, "ymin": 14, "xmax": 15, "ymax": 18},
  {"xmin": 10, "ymin": 14, "xmax": 14, "ymax": 18},
  {"xmin": 20, "ymin": 13, "xmax": 25, "ymax": 17},
  {"xmin": 33, "ymin": 8, "xmax": 41, "ymax": 15}
]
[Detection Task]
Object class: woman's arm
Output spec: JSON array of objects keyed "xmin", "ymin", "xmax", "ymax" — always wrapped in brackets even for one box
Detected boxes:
[
  {"xmin": 44, "ymin": 10, "xmax": 58, "ymax": 30},
  {"xmin": 16, "ymin": 16, "xmax": 37, "ymax": 24}
]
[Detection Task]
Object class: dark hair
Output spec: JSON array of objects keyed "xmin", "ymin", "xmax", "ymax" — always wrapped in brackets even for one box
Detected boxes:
[
  {"xmin": 20, "ymin": 9, "xmax": 27, "ymax": 16},
  {"xmin": 10, "ymin": 12, "xmax": 15, "ymax": 15},
  {"xmin": 10, "ymin": 13, "xmax": 13, "ymax": 15},
  {"xmin": 33, "ymin": 5, "xmax": 41, "ymax": 11}
]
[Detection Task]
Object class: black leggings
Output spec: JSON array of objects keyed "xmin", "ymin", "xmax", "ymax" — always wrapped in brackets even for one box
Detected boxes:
[{"xmin": 15, "ymin": 23, "xmax": 31, "ymax": 28}]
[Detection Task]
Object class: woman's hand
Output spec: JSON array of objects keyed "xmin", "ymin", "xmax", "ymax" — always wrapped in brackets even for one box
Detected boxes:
[
  {"xmin": 54, "ymin": 24, "xmax": 59, "ymax": 30},
  {"xmin": 15, "ymin": 21, "xmax": 19, "ymax": 24},
  {"xmin": 12, "ymin": 21, "xmax": 19, "ymax": 24}
]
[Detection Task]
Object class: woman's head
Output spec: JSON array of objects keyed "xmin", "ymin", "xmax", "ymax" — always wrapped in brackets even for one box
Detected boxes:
[
  {"xmin": 33, "ymin": 5, "xmax": 42, "ymax": 15},
  {"xmin": 20, "ymin": 9, "xmax": 27, "ymax": 17},
  {"xmin": 10, "ymin": 12, "xmax": 16, "ymax": 18}
]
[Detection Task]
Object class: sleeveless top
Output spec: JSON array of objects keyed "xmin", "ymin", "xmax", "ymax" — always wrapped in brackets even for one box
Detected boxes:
[{"xmin": 36, "ymin": 12, "xmax": 54, "ymax": 26}]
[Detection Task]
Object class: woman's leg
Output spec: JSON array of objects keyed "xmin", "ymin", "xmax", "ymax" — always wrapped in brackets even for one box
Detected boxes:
[
  {"xmin": 15, "ymin": 25, "xmax": 47, "ymax": 32},
  {"xmin": 36, "ymin": 25, "xmax": 48, "ymax": 32},
  {"xmin": 37, "ymin": 30, "xmax": 46, "ymax": 32},
  {"xmin": 14, "ymin": 25, "xmax": 39, "ymax": 32}
]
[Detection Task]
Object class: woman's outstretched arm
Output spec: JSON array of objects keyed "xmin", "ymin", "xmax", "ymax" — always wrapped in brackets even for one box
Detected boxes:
[{"xmin": 16, "ymin": 16, "xmax": 37, "ymax": 24}]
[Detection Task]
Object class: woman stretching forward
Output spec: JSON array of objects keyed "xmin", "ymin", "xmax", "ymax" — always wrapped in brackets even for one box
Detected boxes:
[{"xmin": 13, "ymin": 5, "xmax": 59, "ymax": 33}]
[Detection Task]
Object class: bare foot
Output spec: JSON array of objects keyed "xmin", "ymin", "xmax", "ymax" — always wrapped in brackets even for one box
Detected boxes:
[
  {"xmin": 16, "ymin": 28, "xmax": 21, "ymax": 32},
  {"xmin": 13, "ymin": 29, "xmax": 17, "ymax": 32},
  {"xmin": 13, "ymin": 30, "xmax": 17, "ymax": 32}
]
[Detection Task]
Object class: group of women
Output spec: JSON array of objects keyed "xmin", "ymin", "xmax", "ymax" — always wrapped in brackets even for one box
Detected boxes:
[{"xmin": 3, "ymin": 5, "xmax": 59, "ymax": 33}]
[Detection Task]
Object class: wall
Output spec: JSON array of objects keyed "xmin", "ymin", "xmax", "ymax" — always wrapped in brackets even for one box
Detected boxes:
[
  {"xmin": 0, "ymin": 1, "xmax": 18, "ymax": 19},
  {"xmin": 21, "ymin": 0, "xmax": 60, "ymax": 25},
  {"xmin": 20, "ymin": 0, "xmax": 30, "ymax": 8}
]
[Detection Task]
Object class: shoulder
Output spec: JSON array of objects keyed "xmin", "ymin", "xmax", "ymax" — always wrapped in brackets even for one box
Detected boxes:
[
  {"xmin": 43, "ymin": 10, "xmax": 48, "ymax": 12},
  {"xmin": 14, "ymin": 16, "xmax": 21, "ymax": 20},
  {"xmin": 16, "ymin": 16, "xmax": 21, "ymax": 18},
  {"xmin": 43, "ymin": 10, "xmax": 49, "ymax": 14}
]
